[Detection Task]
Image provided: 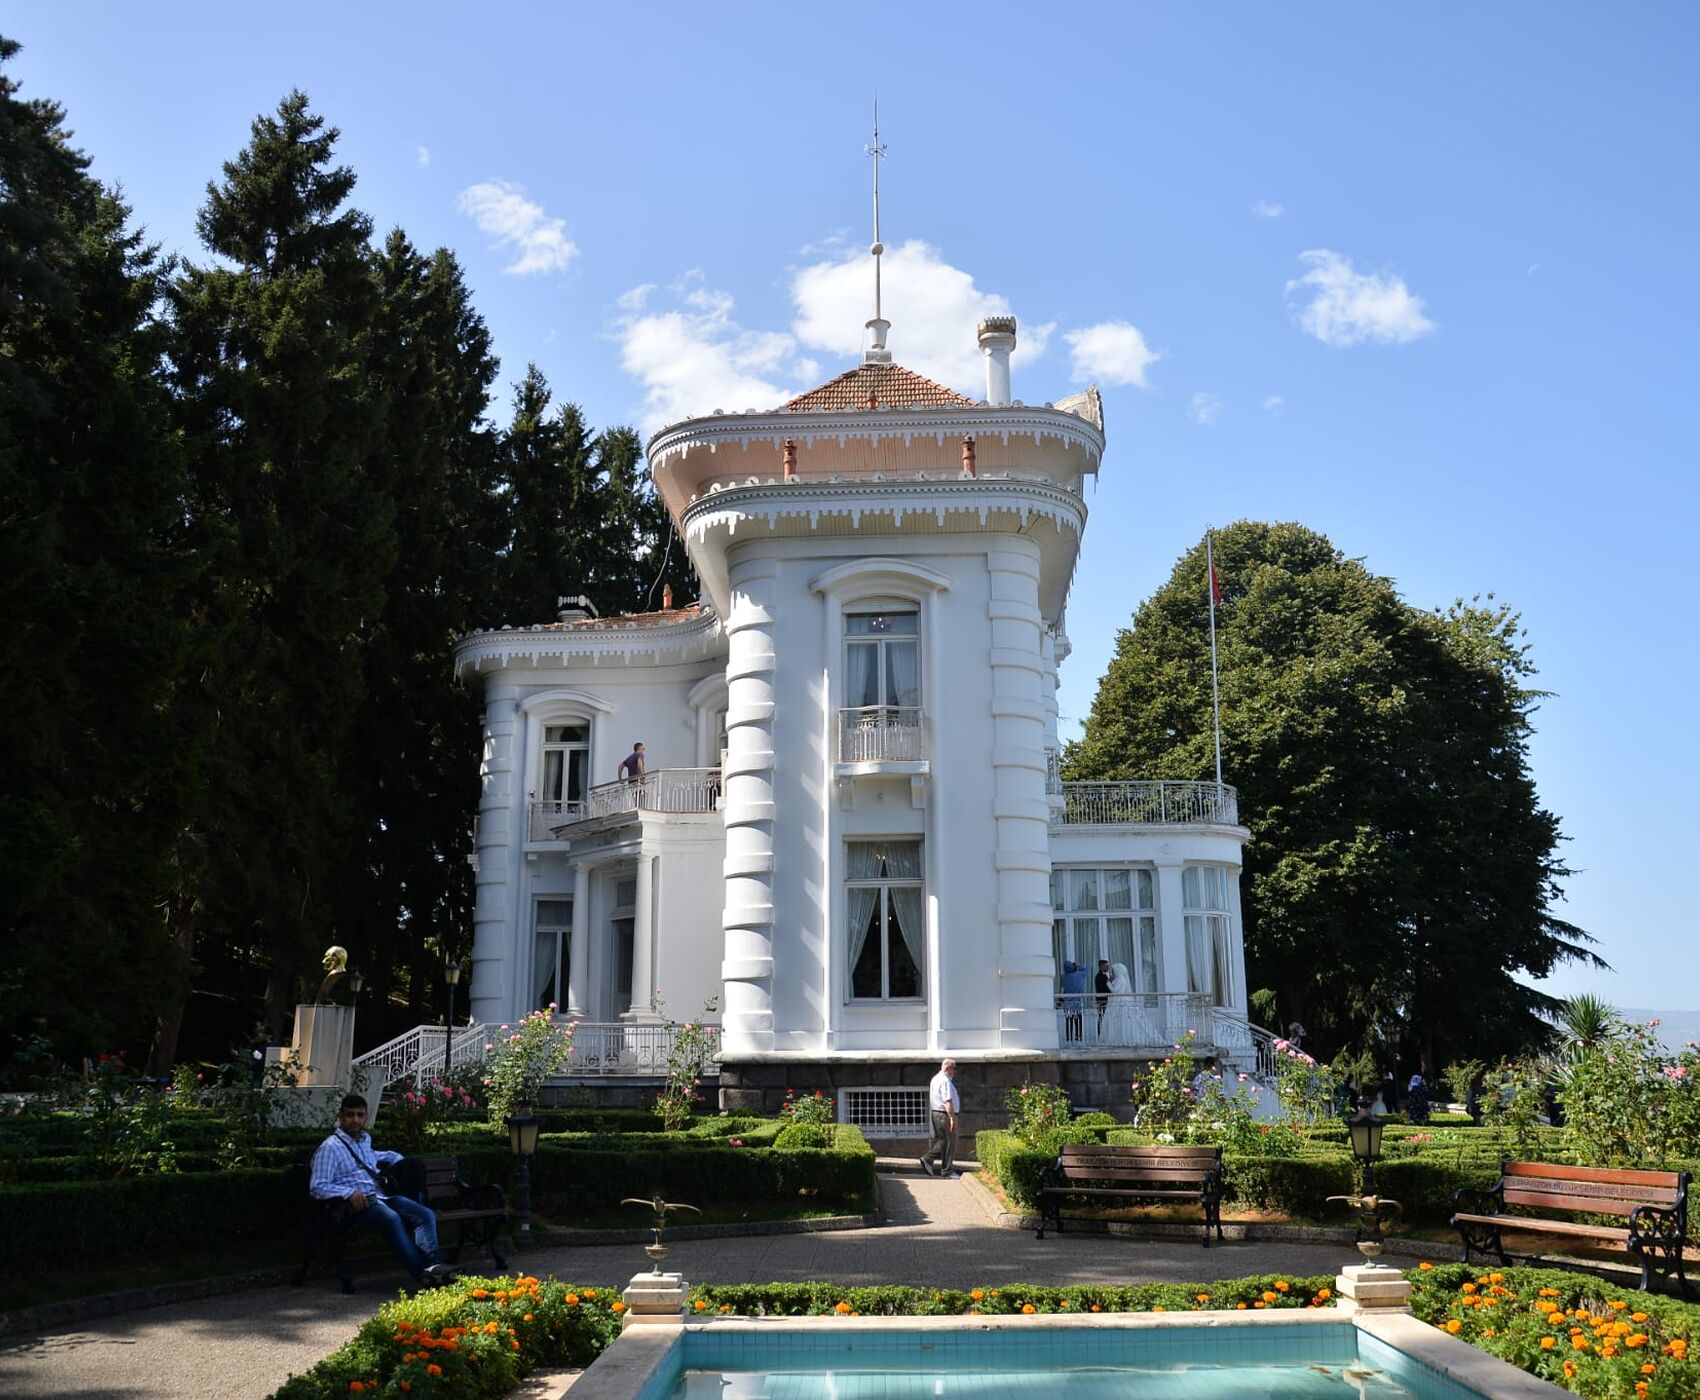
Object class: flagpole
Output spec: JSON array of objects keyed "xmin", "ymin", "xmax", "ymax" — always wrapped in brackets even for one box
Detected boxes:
[{"xmin": 1206, "ymin": 531, "xmax": 1224, "ymax": 789}]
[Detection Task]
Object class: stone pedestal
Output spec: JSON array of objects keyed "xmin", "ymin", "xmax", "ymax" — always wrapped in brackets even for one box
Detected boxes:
[
  {"xmin": 288, "ymin": 1004, "xmax": 357, "ymax": 1086},
  {"xmin": 621, "ymin": 1270, "xmax": 687, "ymax": 1331},
  {"xmin": 1334, "ymin": 1263, "xmax": 1413, "ymax": 1314}
]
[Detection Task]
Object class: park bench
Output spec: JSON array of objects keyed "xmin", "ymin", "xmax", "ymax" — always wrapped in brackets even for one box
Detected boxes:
[
  {"xmin": 392, "ymin": 1155, "xmax": 509, "ymax": 1270},
  {"xmin": 1035, "ymin": 1143, "xmax": 1225, "ymax": 1246},
  {"xmin": 288, "ymin": 1155, "xmax": 508, "ymax": 1292},
  {"xmin": 1451, "ymin": 1160, "xmax": 1691, "ymax": 1295}
]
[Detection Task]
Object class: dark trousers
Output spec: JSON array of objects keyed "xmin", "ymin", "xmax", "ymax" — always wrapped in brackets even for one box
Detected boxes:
[{"xmin": 923, "ymin": 1110, "xmax": 956, "ymax": 1175}]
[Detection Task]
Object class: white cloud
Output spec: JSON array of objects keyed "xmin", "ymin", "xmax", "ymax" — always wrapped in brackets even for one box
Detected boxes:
[
  {"xmin": 789, "ymin": 238, "xmax": 1048, "ymax": 393},
  {"xmin": 416, "ymin": 146, "xmax": 430, "ymax": 169},
  {"xmin": 1285, "ymin": 249, "xmax": 1436, "ymax": 347},
  {"xmin": 457, "ymin": 180, "xmax": 578, "ymax": 276},
  {"xmin": 612, "ymin": 273, "xmax": 804, "ymax": 433},
  {"xmin": 1064, "ymin": 320, "xmax": 1160, "ymax": 387},
  {"xmin": 1190, "ymin": 392, "xmax": 1222, "ymax": 426},
  {"xmin": 1263, "ymin": 395, "xmax": 1285, "ymax": 415},
  {"xmin": 1251, "ymin": 200, "xmax": 1284, "ymax": 219},
  {"xmin": 613, "ymin": 240, "xmax": 1069, "ymax": 432}
]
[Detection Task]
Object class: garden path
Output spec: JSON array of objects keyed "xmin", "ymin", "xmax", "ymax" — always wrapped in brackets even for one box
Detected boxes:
[{"xmin": 0, "ymin": 1169, "xmax": 1357, "ymax": 1400}]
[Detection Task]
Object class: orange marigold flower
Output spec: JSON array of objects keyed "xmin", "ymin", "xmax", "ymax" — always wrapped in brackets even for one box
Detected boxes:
[
  {"xmin": 1236, "ymin": 1303, "xmax": 1248, "ymax": 1310},
  {"xmin": 612, "ymin": 1302, "xmax": 626, "ymax": 1313},
  {"xmin": 1262, "ymin": 1291, "xmax": 1278, "ymax": 1303},
  {"xmin": 1632, "ymin": 1311, "xmax": 1648, "ymax": 1322},
  {"xmin": 1461, "ymin": 1284, "xmax": 1478, "ymax": 1295},
  {"xmin": 1611, "ymin": 1300, "xmax": 1629, "ymax": 1310},
  {"xmin": 835, "ymin": 1302, "xmax": 852, "ymax": 1315},
  {"xmin": 427, "ymin": 1365, "xmax": 443, "ymax": 1378},
  {"xmin": 350, "ymin": 1386, "xmax": 364, "ymax": 1395},
  {"xmin": 1197, "ymin": 1294, "xmax": 1210, "ymax": 1303},
  {"xmin": 1572, "ymin": 1337, "xmax": 1589, "ymax": 1351},
  {"xmin": 1254, "ymin": 1301, "xmax": 1266, "ymax": 1309},
  {"xmin": 565, "ymin": 1293, "xmax": 579, "ymax": 1305},
  {"xmin": 719, "ymin": 1305, "xmax": 731, "ymax": 1314},
  {"xmin": 1275, "ymin": 1281, "xmax": 1290, "ymax": 1292},
  {"xmin": 1316, "ymin": 1289, "xmax": 1332, "ymax": 1301},
  {"xmin": 584, "ymin": 1288, "xmax": 597, "ymax": 1297},
  {"xmin": 1642, "ymin": 1363, "xmax": 1657, "ymax": 1375},
  {"xmin": 1446, "ymin": 1321, "xmax": 1462, "ymax": 1335},
  {"xmin": 1022, "ymin": 1304, "xmax": 1037, "ymax": 1315},
  {"xmin": 471, "ymin": 1288, "xmax": 490, "ymax": 1299},
  {"xmin": 693, "ymin": 1300, "xmax": 707, "ymax": 1311},
  {"xmin": 1091, "ymin": 1305, "xmax": 1102, "ymax": 1313},
  {"xmin": 971, "ymin": 1289, "xmax": 985, "ymax": 1301},
  {"xmin": 1419, "ymin": 1262, "xmax": 1434, "ymax": 1271},
  {"xmin": 511, "ymin": 1340, "xmax": 520, "ymax": 1351},
  {"xmin": 1153, "ymin": 1306, "xmax": 1166, "ymax": 1313},
  {"xmin": 1562, "ymin": 1362, "xmax": 1576, "ymax": 1378},
  {"xmin": 1627, "ymin": 1334, "xmax": 1649, "ymax": 1348},
  {"xmin": 1541, "ymin": 1337, "xmax": 1557, "ymax": 1350}
]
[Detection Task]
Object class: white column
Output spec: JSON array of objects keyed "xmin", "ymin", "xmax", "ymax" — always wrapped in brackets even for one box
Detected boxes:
[
  {"xmin": 719, "ymin": 559, "xmax": 778, "ymax": 1055},
  {"xmin": 470, "ymin": 682, "xmax": 520, "ymax": 1024},
  {"xmin": 1154, "ymin": 859, "xmax": 1188, "ymax": 997},
  {"xmin": 566, "ymin": 861, "xmax": 591, "ymax": 1018},
  {"xmin": 627, "ymin": 851, "xmax": 658, "ymax": 1020},
  {"xmin": 986, "ymin": 546, "xmax": 1056, "ymax": 1049}
]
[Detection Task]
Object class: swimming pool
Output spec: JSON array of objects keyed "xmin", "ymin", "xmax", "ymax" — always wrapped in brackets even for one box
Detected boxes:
[{"xmin": 570, "ymin": 1310, "xmax": 1567, "ymax": 1400}]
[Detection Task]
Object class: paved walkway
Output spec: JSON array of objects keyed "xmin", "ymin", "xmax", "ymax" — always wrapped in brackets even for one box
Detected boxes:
[{"xmin": 0, "ymin": 1171, "xmax": 1360, "ymax": 1400}]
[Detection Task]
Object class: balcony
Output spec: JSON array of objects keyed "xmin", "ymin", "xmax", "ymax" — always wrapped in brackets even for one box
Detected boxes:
[
  {"xmin": 1053, "ymin": 992, "xmax": 1265, "ymax": 1071},
  {"xmin": 529, "ymin": 768, "xmax": 721, "ymax": 840},
  {"xmin": 836, "ymin": 706, "xmax": 928, "ymax": 765},
  {"xmin": 1055, "ymin": 780, "xmax": 1238, "ymax": 827}
]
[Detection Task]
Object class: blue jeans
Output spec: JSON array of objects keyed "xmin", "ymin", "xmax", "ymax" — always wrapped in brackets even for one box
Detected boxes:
[{"xmin": 357, "ymin": 1194, "xmax": 440, "ymax": 1279}]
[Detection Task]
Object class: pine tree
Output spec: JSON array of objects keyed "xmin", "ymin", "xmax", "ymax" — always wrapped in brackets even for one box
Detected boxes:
[
  {"xmin": 169, "ymin": 91, "xmax": 392, "ymax": 1040},
  {"xmin": 336, "ymin": 232, "xmax": 500, "ymax": 1034},
  {"xmin": 1069, "ymin": 520, "xmax": 1598, "ymax": 1069},
  {"xmin": 0, "ymin": 37, "xmax": 195, "ymax": 1065}
]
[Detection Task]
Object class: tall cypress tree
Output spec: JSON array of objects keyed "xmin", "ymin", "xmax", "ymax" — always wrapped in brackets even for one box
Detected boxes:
[
  {"xmin": 169, "ymin": 91, "xmax": 392, "ymax": 1040},
  {"xmin": 0, "ymin": 37, "xmax": 194, "ymax": 1065},
  {"xmin": 337, "ymin": 232, "xmax": 500, "ymax": 1034}
]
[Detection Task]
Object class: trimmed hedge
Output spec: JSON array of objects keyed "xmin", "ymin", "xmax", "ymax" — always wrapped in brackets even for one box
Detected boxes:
[{"xmin": 1, "ymin": 1127, "xmax": 876, "ymax": 1267}]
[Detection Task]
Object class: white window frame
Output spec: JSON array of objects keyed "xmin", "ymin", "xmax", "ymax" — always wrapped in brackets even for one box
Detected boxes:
[
  {"xmin": 532, "ymin": 898, "xmax": 571, "ymax": 1012},
  {"xmin": 843, "ymin": 606, "xmax": 922, "ymax": 712},
  {"xmin": 845, "ymin": 839, "xmax": 925, "ymax": 1003},
  {"xmin": 1051, "ymin": 865, "xmax": 1159, "ymax": 993},
  {"xmin": 1182, "ymin": 864, "xmax": 1234, "ymax": 1007}
]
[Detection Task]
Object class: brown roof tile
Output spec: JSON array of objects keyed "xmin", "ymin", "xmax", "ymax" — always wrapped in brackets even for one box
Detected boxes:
[{"xmin": 784, "ymin": 361, "xmax": 976, "ymax": 412}]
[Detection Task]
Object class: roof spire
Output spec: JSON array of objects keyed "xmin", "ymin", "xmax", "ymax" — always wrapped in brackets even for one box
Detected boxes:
[{"xmin": 863, "ymin": 98, "xmax": 891, "ymax": 364}]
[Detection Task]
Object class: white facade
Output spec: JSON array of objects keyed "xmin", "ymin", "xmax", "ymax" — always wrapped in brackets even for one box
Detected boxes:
[{"xmin": 453, "ymin": 328, "xmax": 1254, "ymax": 1081}]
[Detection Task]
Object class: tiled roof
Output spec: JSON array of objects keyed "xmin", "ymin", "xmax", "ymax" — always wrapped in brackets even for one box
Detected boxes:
[
  {"xmin": 544, "ymin": 604, "xmax": 704, "ymax": 632},
  {"xmin": 784, "ymin": 361, "xmax": 976, "ymax": 412}
]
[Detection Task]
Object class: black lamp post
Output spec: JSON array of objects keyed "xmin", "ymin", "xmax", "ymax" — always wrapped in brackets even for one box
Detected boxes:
[
  {"xmin": 1347, "ymin": 1096, "xmax": 1386, "ymax": 1192},
  {"xmin": 506, "ymin": 1100, "xmax": 541, "ymax": 1247},
  {"xmin": 444, "ymin": 960, "xmax": 461, "ymax": 1075},
  {"xmin": 346, "ymin": 970, "xmax": 365, "ymax": 1001}
]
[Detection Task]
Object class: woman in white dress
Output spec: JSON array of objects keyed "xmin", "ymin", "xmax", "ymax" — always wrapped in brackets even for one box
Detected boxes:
[{"xmin": 1101, "ymin": 962, "xmax": 1137, "ymax": 1045}]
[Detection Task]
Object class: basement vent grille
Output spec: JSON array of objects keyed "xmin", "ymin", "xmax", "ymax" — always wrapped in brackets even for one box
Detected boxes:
[{"xmin": 839, "ymin": 1086, "xmax": 929, "ymax": 1138}]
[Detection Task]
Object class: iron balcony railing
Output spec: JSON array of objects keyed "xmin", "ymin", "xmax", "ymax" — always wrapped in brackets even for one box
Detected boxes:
[
  {"xmin": 1056, "ymin": 780, "xmax": 1238, "ymax": 827},
  {"xmin": 562, "ymin": 1020, "xmax": 720, "ymax": 1076},
  {"xmin": 837, "ymin": 706, "xmax": 928, "ymax": 764},
  {"xmin": 1055, "ymin": 992, "xmax": 1240, "ymax": 1055},
  {"xmin": 529, "ymin": 768, "xmax": 721, "ymax": 839}
]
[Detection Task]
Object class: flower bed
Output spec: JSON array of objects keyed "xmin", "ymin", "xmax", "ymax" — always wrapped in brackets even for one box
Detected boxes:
[{"xmin": 267, "ymin": 1275, "xmax": 622, "ymax": 1399}]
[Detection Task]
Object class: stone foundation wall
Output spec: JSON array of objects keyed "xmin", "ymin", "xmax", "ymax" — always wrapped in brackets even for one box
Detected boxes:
[{"xmin": 718, "ymin": 1056, "xmax": 1176, "ymax": 1140}]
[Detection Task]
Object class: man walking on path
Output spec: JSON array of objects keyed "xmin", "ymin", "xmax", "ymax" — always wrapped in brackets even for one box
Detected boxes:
[
  {"xmin": 919, "ymin": 1058, "xmax": 960, "ymax": 1179},
  {"xmin": 310, "ymin": 1094, "xmax": 452, "ymax": 1288}
]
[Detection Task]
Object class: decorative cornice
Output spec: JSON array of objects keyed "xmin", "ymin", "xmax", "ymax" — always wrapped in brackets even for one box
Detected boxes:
[
  {"xmin": 649, "ymin": 402, "xmax": 1105, "ymax": 471},
  {"xmin": 679, "ymin": 476, "xmax": 1088, "ymax": 544},
  {"xmin": 453, "ymin": 609, "xmax": 724, "ymax": 681}
]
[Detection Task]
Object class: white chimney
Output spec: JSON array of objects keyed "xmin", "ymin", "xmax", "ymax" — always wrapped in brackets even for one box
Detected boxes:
[{"xmin": 977, "ymin": 316, "xmax": 1017, "ymax": 406}]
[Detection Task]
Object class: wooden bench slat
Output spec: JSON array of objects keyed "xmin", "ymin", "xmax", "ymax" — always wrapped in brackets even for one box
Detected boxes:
[
  {"xmin": 1503, "ymin": 1161, "xmax": 1684, "ymax": 1189},
  {"xmin": 1502, "ymin": 1188, "xmax": 1641, "ymax": 1216},
  {"xmin": 1036, "ymin": 1143, "xmax": 1225, "ymax": 1247},
  {"xmin": 1452, "ymin": 1213, "xmax": 1628, "ymax": 1242}
]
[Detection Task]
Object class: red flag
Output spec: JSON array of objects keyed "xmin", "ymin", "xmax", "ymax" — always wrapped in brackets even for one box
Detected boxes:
[{"xmin": 1209, "ymin": 560, "xmax": 1223, "ymax": 607}]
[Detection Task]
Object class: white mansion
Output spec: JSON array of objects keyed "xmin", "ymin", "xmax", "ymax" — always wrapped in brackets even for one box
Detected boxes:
[{"xmin": 448, "ymin": 315, "xmax": 1259, "ymax": 1130}]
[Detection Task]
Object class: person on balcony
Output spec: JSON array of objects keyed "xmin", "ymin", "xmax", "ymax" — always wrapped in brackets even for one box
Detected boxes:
[
  {"xmin": 1060, "ymin": 961, "xmax": 1087, "ymax": 1042},
  {"xmin": 310, "ymin": 1094, "xmax": 453, "ymax": 1289},
  {"xmin": 618, "ymin": 741, "xmax": 645, "ymax": 782},
  {"xmin": 1102, "ymin": 962, "xmax": 1137, "ymax": 1044},
  {"xmin": 1094, "ymin": 959, "xmax": 1113, "ymax": 1031}
]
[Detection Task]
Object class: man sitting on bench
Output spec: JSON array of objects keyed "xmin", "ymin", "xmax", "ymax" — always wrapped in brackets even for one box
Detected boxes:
[{"xmin": 311, "ymin": 1093, "xmax": 454, "ymax": 1288}]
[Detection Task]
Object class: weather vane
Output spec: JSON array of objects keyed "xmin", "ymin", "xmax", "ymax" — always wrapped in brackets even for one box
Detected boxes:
[{"xmin": 621, "ymin": 1194, "xmax": 701, "ymax": 1273}]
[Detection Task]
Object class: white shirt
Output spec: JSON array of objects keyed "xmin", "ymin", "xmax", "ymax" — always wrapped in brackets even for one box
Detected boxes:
[{"xmin": 928, "ymin": 1070, "xmax": 959, "ymax": 1115}]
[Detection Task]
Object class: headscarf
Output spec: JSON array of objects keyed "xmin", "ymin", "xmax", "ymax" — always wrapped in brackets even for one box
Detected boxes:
[{"xmin": 1408, "ymin": 1074, "xmax": 1424, "ymax": 1092}]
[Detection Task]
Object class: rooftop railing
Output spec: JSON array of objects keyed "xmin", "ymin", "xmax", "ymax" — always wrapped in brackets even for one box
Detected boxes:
[{"xmin": 1056, "ymin": 780, "xmax": 1238, "ymax": 827}]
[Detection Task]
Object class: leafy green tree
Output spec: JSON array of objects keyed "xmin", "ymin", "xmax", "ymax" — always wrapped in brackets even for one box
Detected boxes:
[
  {"xmin": 1069, "ymin": 521, "xmax": 1598, "ymax": 1070},
  {"xmin": 0, "ymin": 37, "xmax": 196, "ymax": 1065},
  {"xmin": 168, "ymin": 91, "xmax": 393, "ymax": 1040}
]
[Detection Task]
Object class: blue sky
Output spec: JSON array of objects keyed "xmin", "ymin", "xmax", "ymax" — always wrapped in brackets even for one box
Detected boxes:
[{"xmin": 10, "ymin": 4, "xmax": 1696, "ymax": 1008}]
